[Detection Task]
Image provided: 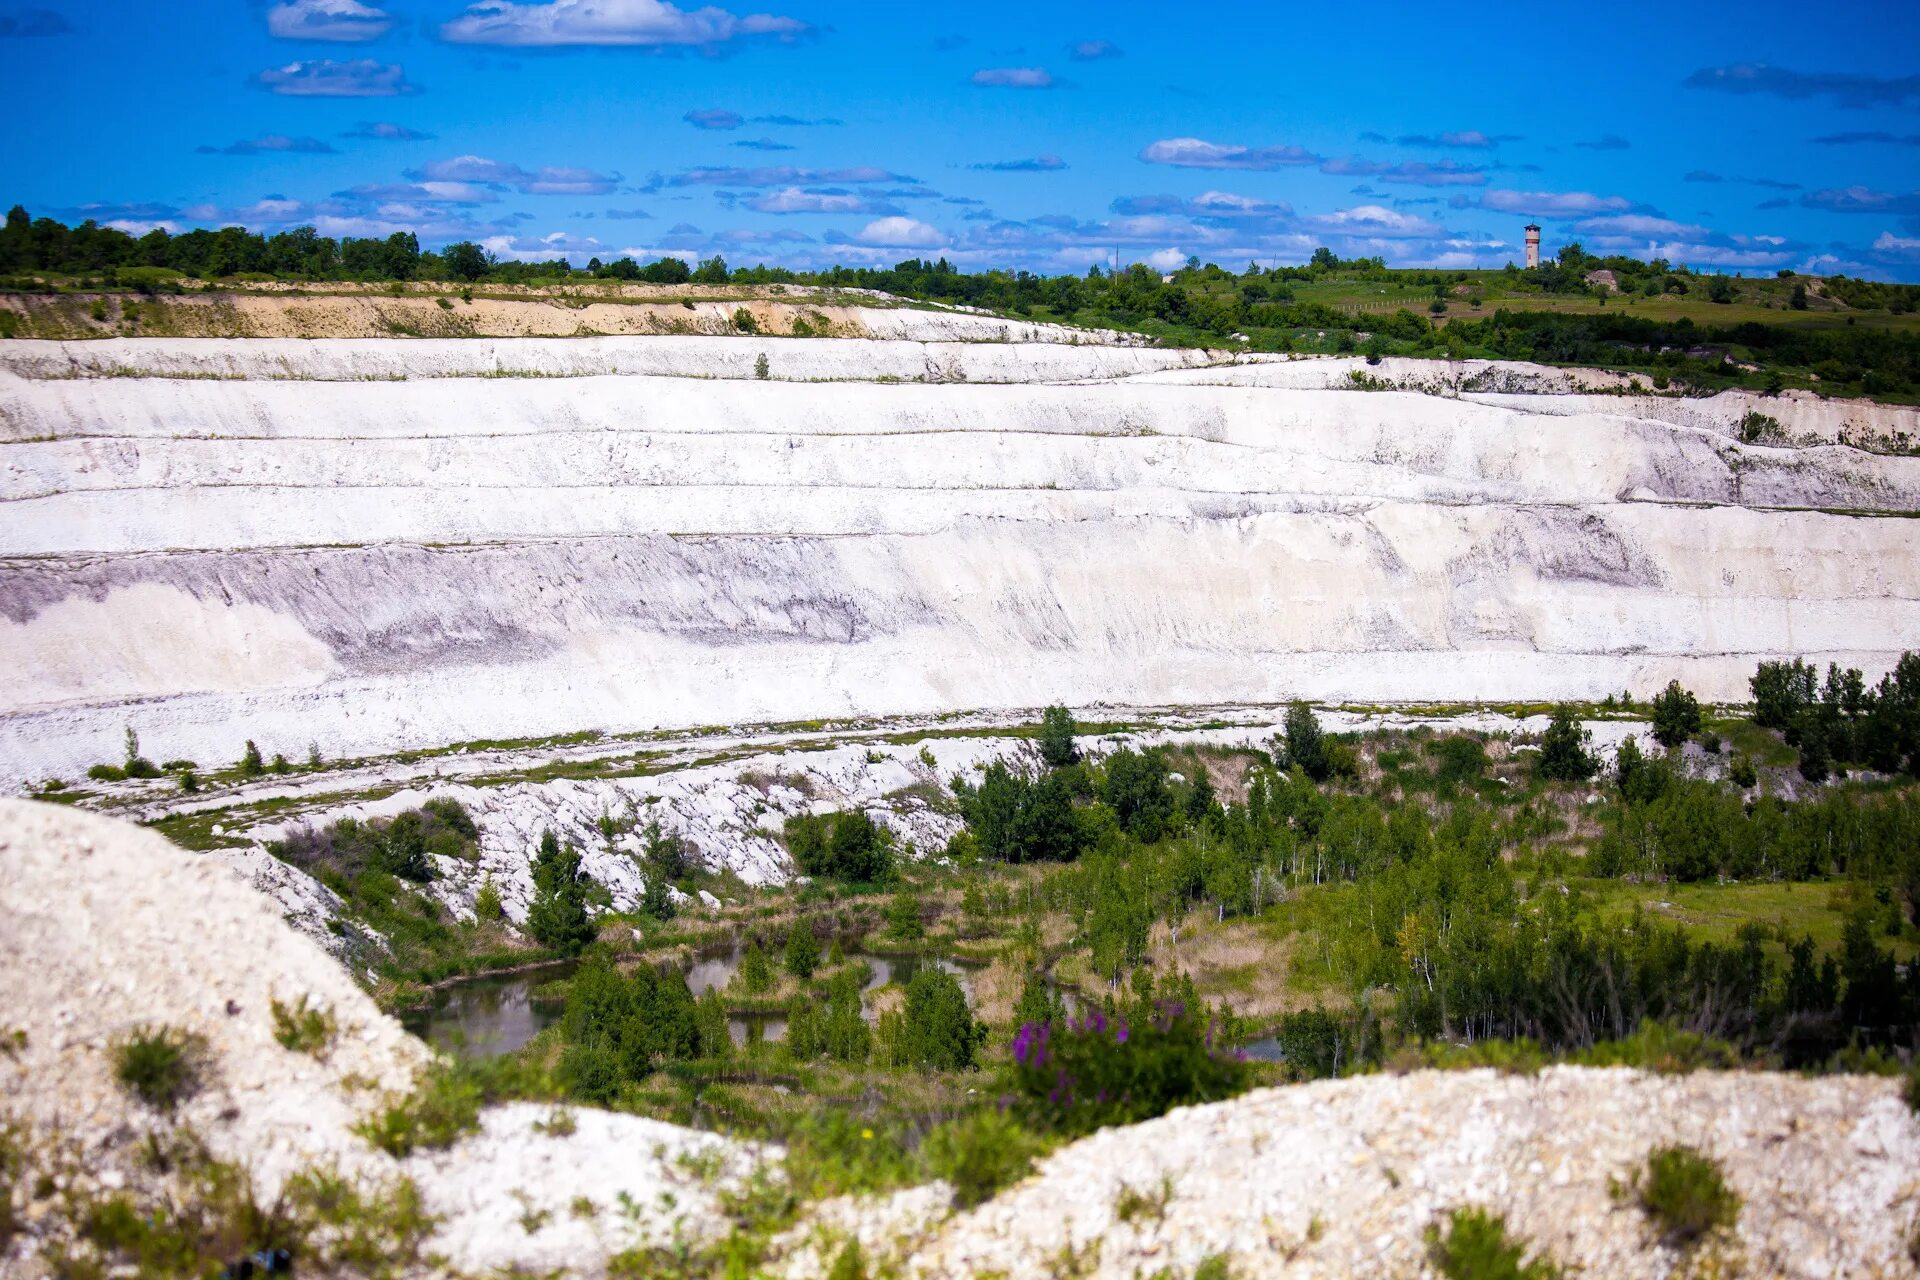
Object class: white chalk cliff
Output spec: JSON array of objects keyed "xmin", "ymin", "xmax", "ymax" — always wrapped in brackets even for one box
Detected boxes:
[{"xmin": 2, "ymin": 323, "xmax": 1918, "ymax": 785}]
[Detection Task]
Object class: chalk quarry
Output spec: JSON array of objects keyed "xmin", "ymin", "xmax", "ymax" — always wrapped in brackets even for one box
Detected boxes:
[
  {"xmin": 5, "ymin": 304, "xmax": 1920, "ymax": 1277},
  {"xmin": 3, "ymin": 311, "xmax": 1919, "ymax": 789}
]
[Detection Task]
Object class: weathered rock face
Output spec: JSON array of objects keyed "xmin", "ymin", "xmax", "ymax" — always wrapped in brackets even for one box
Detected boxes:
[{"xmin": 2, "ymin": 330, "xmax": 1918, "ymax": 785}]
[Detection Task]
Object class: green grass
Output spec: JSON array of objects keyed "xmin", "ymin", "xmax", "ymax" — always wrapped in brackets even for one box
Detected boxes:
[
  {"xmin": 111, "ymin": 1026, "xmax": 205, "ymax": 1111},
  {"xmin": 1709, "ymin": 717, "xmax": 1797, "ymax": 768},
  {"xmin": 1427, "ymin": 1207, "xmax": 1561, "ymax": 1280},
  {"xmin": 1576, "ymin": 878, "xmax": 1919, "ymax": 963},
  {"xmin": 270, "ymin": 995, "xmax": 337, "ymax": 1058}
]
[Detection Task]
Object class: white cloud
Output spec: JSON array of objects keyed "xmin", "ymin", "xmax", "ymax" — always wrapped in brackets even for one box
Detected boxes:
[
  {"xmin": 407, "ymin": 156, "xmax": 620, "ymax": 194},
  {"xmin": 441, "ymin": 0, "xmax": 810, "ymax": 47},
  {"xmin": 1872, "ymin": 231, "xmax": 1920, "ymax": 261},
  {"xmin": 1308, "ymin": 205, "xmax": 1444, "ymax": 237},
  {"xmin": 267, "ymin": 0, "xmax": 394, "ymax": 41},
  {"xmin": 338, "ymin": 181, "xmax": 499, "ymax": 204},
  {"xmin": 1573, "ymin": 215, "xmax": 1708, "ymax": 239},
  {"xmin": 1138, "ymin": 137, "xmax": 1320, "ymax": 170},
  {"xmin": 853, "ymin": 216, "xmax": 947, "ymax": 247},
  {"xmin": 1144, "ymin": 247, "xmax": 1187, "ymax": 271},
  {"xmin": 971, "ymin": 67, "xmax": 1055, "ymax": 89},
  {"xmin": 747, "ymin": 187, "xmax": 886, "ymax": 214},
  {"xmin": 521, "ymin": 166, "xmax": 622, "ymax": 195},
  {"xmin": 255, "ymin": 59, "xmax": 414, "ymax": 96},
  {"xmin": 670, "ymin": 165, "xmax": 908, "ymax": 187},
  {"xmin": 1481, "ymin": 188, "xmax": 1631, "ymax": 216}
]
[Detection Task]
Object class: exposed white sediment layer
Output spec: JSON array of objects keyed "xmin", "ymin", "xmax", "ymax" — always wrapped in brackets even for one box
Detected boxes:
[{"xmin": 3, "ymin": 333, "xmax": 1917, "ymax": 785}]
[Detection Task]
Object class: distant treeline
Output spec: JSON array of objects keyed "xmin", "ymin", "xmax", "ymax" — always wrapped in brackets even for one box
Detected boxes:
[{"xmin": 5, "ymin": 204, "xmax": 1918, "ymax": 395}]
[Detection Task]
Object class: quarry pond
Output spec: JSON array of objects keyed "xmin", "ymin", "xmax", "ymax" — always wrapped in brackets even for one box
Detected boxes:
[{"xmin": 403, "ymin": 939, "xmax": 980, "ymax": 1059}]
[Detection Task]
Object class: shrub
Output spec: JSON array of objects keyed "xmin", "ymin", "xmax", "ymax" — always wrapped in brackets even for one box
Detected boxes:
[
  {"xmin": 885, "ymin": 890, "xmax": 924, "ymax": 941},
  {"xmin": 177, "ymin": 770, "xmax": 199, "ymax": 793},
  {"xmin": 921, "ymin": 1110, "xmax": 1042, "ymax": 1207},
  {"xmin": 557, "ymin": 1042, "xmax": 623, "ymax": 1104},
  {"xmin": 86, "ymin": 763, "xmax": 127, "ymax": 782},
  {"xmin": 1649, "ymin": 681, "xmax": 1702, "ymax": 749},
  {"xmin": 1037, "ymin": 704, "xmax": 1079, "ymax": 768},
  {"xmin": 754, "ymin": 352, "xmax": 770, "ymax": 379},
  {"xmin": 474, "ymin": 875, "xmax": 504, "ymax": 921},
  {"xmin": 1535, "ymin": 708, "xmax": 1596, "ymax": 781},
  {"xmin": 1635, "ymin": 1145, "xmax": 1738, "ymax": 1245},
  {"xmin": 732, "ymin": 307, "xmax": 758, "ymax": 334},
  {"xmin": 1280, "ymin": 701, "xmax": 1328, "ymax": 781},
  {"xmin": 525, "ymin": 829, "xmax": 597, "ymax": 954},
  {"xmin": 784, "ymin": 920, "xmax": 821, "ymax": 979},
  {"xmin": 270, "ymin": 801, "xmax": 478, "ymax": 886},
  {"xmin": 640, "ymin": 871, "xmax": 676, "ymax": 923},
  {"xmin": 270, "ymin": 995, "xmax": 336, "ymax": 1058},
  {"xmin": 737, "ymin": 939, "xmax": 775, "ymax": 994},
  {"xmin": 112, "ymin": 1026, "xmax": 206, "ymax": 1111},
  {"xmin": 1728, "ymin": 753, "xmax": 1758, "ymax": 788},
  {"xmin": 1010, "ymin": 1002, "xmax": 1247, "ymax": 1135},
  {"xmin": 1103, "ymin": 748, "xmax": 1176, "ymax": 840},
  {"xmin": 902, "ymin": 967, "xmax": 985, "ymax": 1070},
  {"xmin": 240, "ymin": 740, "xmax": 265, "ymax": 777},
  {"xmin": 784, "ymin": 810, "xmax": 892, "ymax": 883},
  {"xmin": 1427, "ymin": 1207, "xmax": 1561, "ymax": 1280},
  {"xmin": 826, "ymin": 1240, "xmax": 866, "ymax": 1280},
  {"xmin": 356, "ymin": 1063, "xmax": 484, "ymax": 1156}
]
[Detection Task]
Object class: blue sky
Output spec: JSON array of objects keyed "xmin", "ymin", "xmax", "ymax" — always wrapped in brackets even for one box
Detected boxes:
[{"xmin": 6, "ymin": 0, "xmax": 1920, "ymax": 279}]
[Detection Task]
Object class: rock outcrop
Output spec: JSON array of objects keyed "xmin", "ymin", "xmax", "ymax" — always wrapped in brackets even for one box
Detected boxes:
[{"xmin": 0, "ymin": 799, "xmax": 760, "ymax": 1277}]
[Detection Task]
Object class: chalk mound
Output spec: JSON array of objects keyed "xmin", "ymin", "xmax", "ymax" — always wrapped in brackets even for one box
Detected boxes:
[
  {"xmin": 902, "ymin": 1068, "xmax": 1919, "ymax": 1280},
  {"xmin": 0, "ymin": 799, "xmax": 757, "ymax": 1277}
]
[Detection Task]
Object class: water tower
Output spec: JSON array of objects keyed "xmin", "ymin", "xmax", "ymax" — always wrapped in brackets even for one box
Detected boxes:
[{"xmin": 1524, "ymin": 224, "xmax": 1541, "ymax": 269}]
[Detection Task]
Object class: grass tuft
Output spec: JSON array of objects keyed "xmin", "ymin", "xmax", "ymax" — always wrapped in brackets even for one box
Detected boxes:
[
  {"xmin": 1634, "ymin": 1145, "xmax": 1739, "ymax": 1246},
  {"xmin": 112, "ymin": 1026, "xmax": 206, "ymax": 1112},
  {"xmin": 1427, "ymin": 1206, "xmax": 1561, "ymax": 1280}
]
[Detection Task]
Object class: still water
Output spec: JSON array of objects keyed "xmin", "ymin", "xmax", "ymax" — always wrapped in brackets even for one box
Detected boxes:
[{"xmin": 404, "ymin": 942, "xmax": 975, "ymax": 1059}]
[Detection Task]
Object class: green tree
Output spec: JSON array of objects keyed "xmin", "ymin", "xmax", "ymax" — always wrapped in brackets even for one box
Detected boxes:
[
  {"xmin": 693, "ymin": 255, "xmax": 730, "ymax": 284},
  {"xmin": 1185, "ymin": 760, "xmax": 1217, "ymax": 825},
  {"xmin": 902, "ymin": 967, "xmax": 985, "ymax": 1070},
  {"xmin": 526, "ymin": 829, "xmax": 596, "ymax": 954},
  {"xmin": 784, "ymin": 919, "xmax": 821, "ymax": 980},
  {"xmin": 640, "ymin": 871, "xmax": 676, "ymax": 923},
  {"xmin": 886, "ymin": 889, "xmax": 924, "ymax": 940},
  {"xmin": 1010, "ymin": 973, "xmax": 1065, "ymax": 1031},
  {"xmin": 738, "ymin": 939, "xmax": 774, "ymax": 994},
  {"xmin": 240, "ymin": 739, "xmax": 265, "ymax": 777},
  {"xmin": 1103, "ymin": 748, "xmax": 1174, "ymax": 841},
  {"xmin": 1038, "ymin": 704, "xmax": 1079, "ymax": 768},
  {"xmin": 443, "ymin": 241, "xmax": 491, "ymax": 281},
  {"xmin": 1281, "ymin": 701, "xmax": 1329, "ymax": 781},
  {"xmin": 1535, "ymin": 707, "xmax": 1597, "ymax": 782},
  {"xmin": 1789, "ymin": 281, "xmax": 1808, "ymax": 310},
  {"xmin": 1650, "ymin": 680, "xmax": 1702, "ymax": 749}
]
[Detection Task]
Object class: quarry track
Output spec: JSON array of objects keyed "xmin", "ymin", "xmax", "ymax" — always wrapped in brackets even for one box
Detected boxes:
[{"xmin": 2, "ymin": 330, "xmax": 1918, "ymax": 787}]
